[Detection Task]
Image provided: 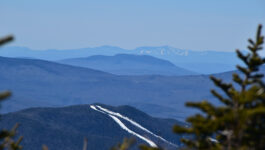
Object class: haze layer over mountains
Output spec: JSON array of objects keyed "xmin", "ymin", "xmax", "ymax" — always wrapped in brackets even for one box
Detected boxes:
[
  {"xmin": 0, "ymin": 46, "xmax": 242, "ymax": 74},
  {"xmin": 0, "ymin": 45, "xmax": 257, "ymax": 121}
]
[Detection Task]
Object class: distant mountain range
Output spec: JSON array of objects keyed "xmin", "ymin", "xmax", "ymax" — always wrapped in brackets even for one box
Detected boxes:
[
  {"xmin": 59, "ymin": 54, "xmax": 197, "ymax": 76},
  {"xmin": 0, "ymin": 104, "xmax": 186, "ymax": 150},
  {"xmin": 1, "ymin": 56, "xmax": 255, "ymax": 121},
  {"xmin": 0, "ymin": 56, "xmax": 209, "ymax": 120},
  {"xmin": 0, "ymin": 46, "xmax": 243, "ymax": 74}
]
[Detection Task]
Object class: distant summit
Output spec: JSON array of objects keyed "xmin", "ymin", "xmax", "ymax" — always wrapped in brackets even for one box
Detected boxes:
[
  {"xmin": 59, "ymin": 54, "xmax": 197, "ymax": 76},
  {"xmin": 135, "ymin": 46, "xmax": 189, "ymax": 56}
]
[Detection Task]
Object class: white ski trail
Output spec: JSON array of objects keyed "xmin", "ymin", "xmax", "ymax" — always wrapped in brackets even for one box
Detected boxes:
[
  {"xmin": 90, "ymin": 105, "xmax": 106, "ymax": 114},
  {"xmin": 109, "ymin": 115, "xmax": 157, "ymax": 147},
  {"xmin": 90, "ymin": 105, "xmax": 157, "ymax": 147},
  {"xmin": 96, "ymin": 105, "xmax": 178, "ymax": 148}
]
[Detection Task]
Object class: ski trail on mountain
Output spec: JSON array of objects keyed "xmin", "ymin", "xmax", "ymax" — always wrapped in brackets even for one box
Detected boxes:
[
  {"xmin": 96, "ymin": 105, "xmax": 178, "ymax": 148},
  {"xmin": 90, "ymin": 105, "xmax": 106, "ymax": 114},
  {"xmin": 108, "ymin": 115, "xmax": 157, "ymax": 147},
  {"xmin": 90, "ymin": 105, "xmax": 157, "ymax": 147}
]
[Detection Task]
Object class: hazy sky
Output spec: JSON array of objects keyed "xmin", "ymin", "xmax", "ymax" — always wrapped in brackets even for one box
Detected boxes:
[{"xmin": 0, "ymin": 0, "xmax": 265, "ymax": 51}]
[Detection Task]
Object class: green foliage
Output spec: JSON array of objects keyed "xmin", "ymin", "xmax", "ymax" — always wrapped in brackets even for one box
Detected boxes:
[
  {"xmin": 138, "ymin": 145, "xmax": 161, "ymax": 150},
  {"xmin": 0, "ymin": 35, "xmax": 13, "ymax": 107},
  {"xmin": 0, "ymin": 35, "xmax": 13, "ymax": 47},
  {"xmin": 111, "ymin": 138, "xmax": 162, "ymax": 150},
  {"xmin": 0, "ymin": 124, "xmax": 23, "ymax": 150},
  {"xmin": 173, "ymin": 24, "xmax": 265, "ymax": 150},
  {"xmin": 111, "ymin": 138, "xmax": 136, "ymax": 150},
  {"xmin": 0, "ymin": 35, "xmax": 23, "ymax": 150}
]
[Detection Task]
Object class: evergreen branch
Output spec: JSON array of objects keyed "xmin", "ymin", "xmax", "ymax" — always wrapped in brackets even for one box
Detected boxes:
[
  {"xmin": 186, "ymin": 101, "xmax": 217, "ymax": 116},
  {"xmin": 211, "ymin": 90, "xmax": 232, "ymax": 106},
  {"xmin": 0, "ymin": 35, "xmax": 14, "ymax": 46},
  {"xmin": 210, "ymin": 76, "xmax": 235, "ymax": 99},
  {"xmin": 173, "ymin": 125, "xmax": 193, "ymax": 134},
  {"xmin": 174, "ymin": 25, "xmax": 265, "ymax": 150},
  {"xmin": 236, "ymin": 50, "xmax": 249, "ymax": 66},
  {"xmin": 232, "ymin": 73, "xmax": 243, "ymax": 86},
  {"xmin": 139, "ymin": 145, "xmax": 162, "ymax": 150},
  {"xmin": 0, "ymin": 91, "xmax": 11, "ymax": 101},
  {"xmin": 236, "ymin": 65, "xmax": 250, "ymax": 76},
  {"xmin": 256, "ymin": 24, "xmax": 263, "ymax": 46}
]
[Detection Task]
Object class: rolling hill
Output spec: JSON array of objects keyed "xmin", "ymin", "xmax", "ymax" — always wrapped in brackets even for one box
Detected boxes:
[
  {"xmin": 59, "ymin": 54, "xmax": 197, "ymax": 76},
  {"xmin": 0, "ymin": 56, "xmax": 212, "ymax": 121},
  {"xmin": 0, "ymin": 104, "xmax": 186, "ymax": 150},
  {"xmin": 0, "ymin": 56, "xmax": 259, "ymax": 121}
]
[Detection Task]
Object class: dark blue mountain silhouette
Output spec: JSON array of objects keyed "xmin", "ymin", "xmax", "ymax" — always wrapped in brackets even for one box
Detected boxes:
[{"xmin": 0, "ymin": 104, "xmax": 186, "ymax": 150}]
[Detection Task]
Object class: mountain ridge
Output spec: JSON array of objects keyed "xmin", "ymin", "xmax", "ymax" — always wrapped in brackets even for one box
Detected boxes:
[
  {"xmin": 59, "ymin": 54, "xmax": 197, "ymax": 76},
  {"xmin": 0, "ymin": 56, "xmax": 209, "ymax": 120},
  {"xmin": 1, "ymin": 56, "xmax": 259, "ymax": 121},
  {"xmin": 0, "ymin": 103, "xmax": 186, "ymax": 150},
  {"xmin": 0, "ymin": 46, "xmax": 243, "ymax": 74}
]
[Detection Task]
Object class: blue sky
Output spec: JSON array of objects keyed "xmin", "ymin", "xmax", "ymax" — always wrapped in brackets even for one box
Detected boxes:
[{"xmin": 0, "ymin": 0, "xmax": 265, "ymax": 51}]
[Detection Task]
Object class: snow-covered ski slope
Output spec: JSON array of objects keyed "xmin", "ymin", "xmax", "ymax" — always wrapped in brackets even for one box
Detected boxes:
[{"xmin": 90, "ymin": 105, "xmax": 178, "ymax": 148}]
